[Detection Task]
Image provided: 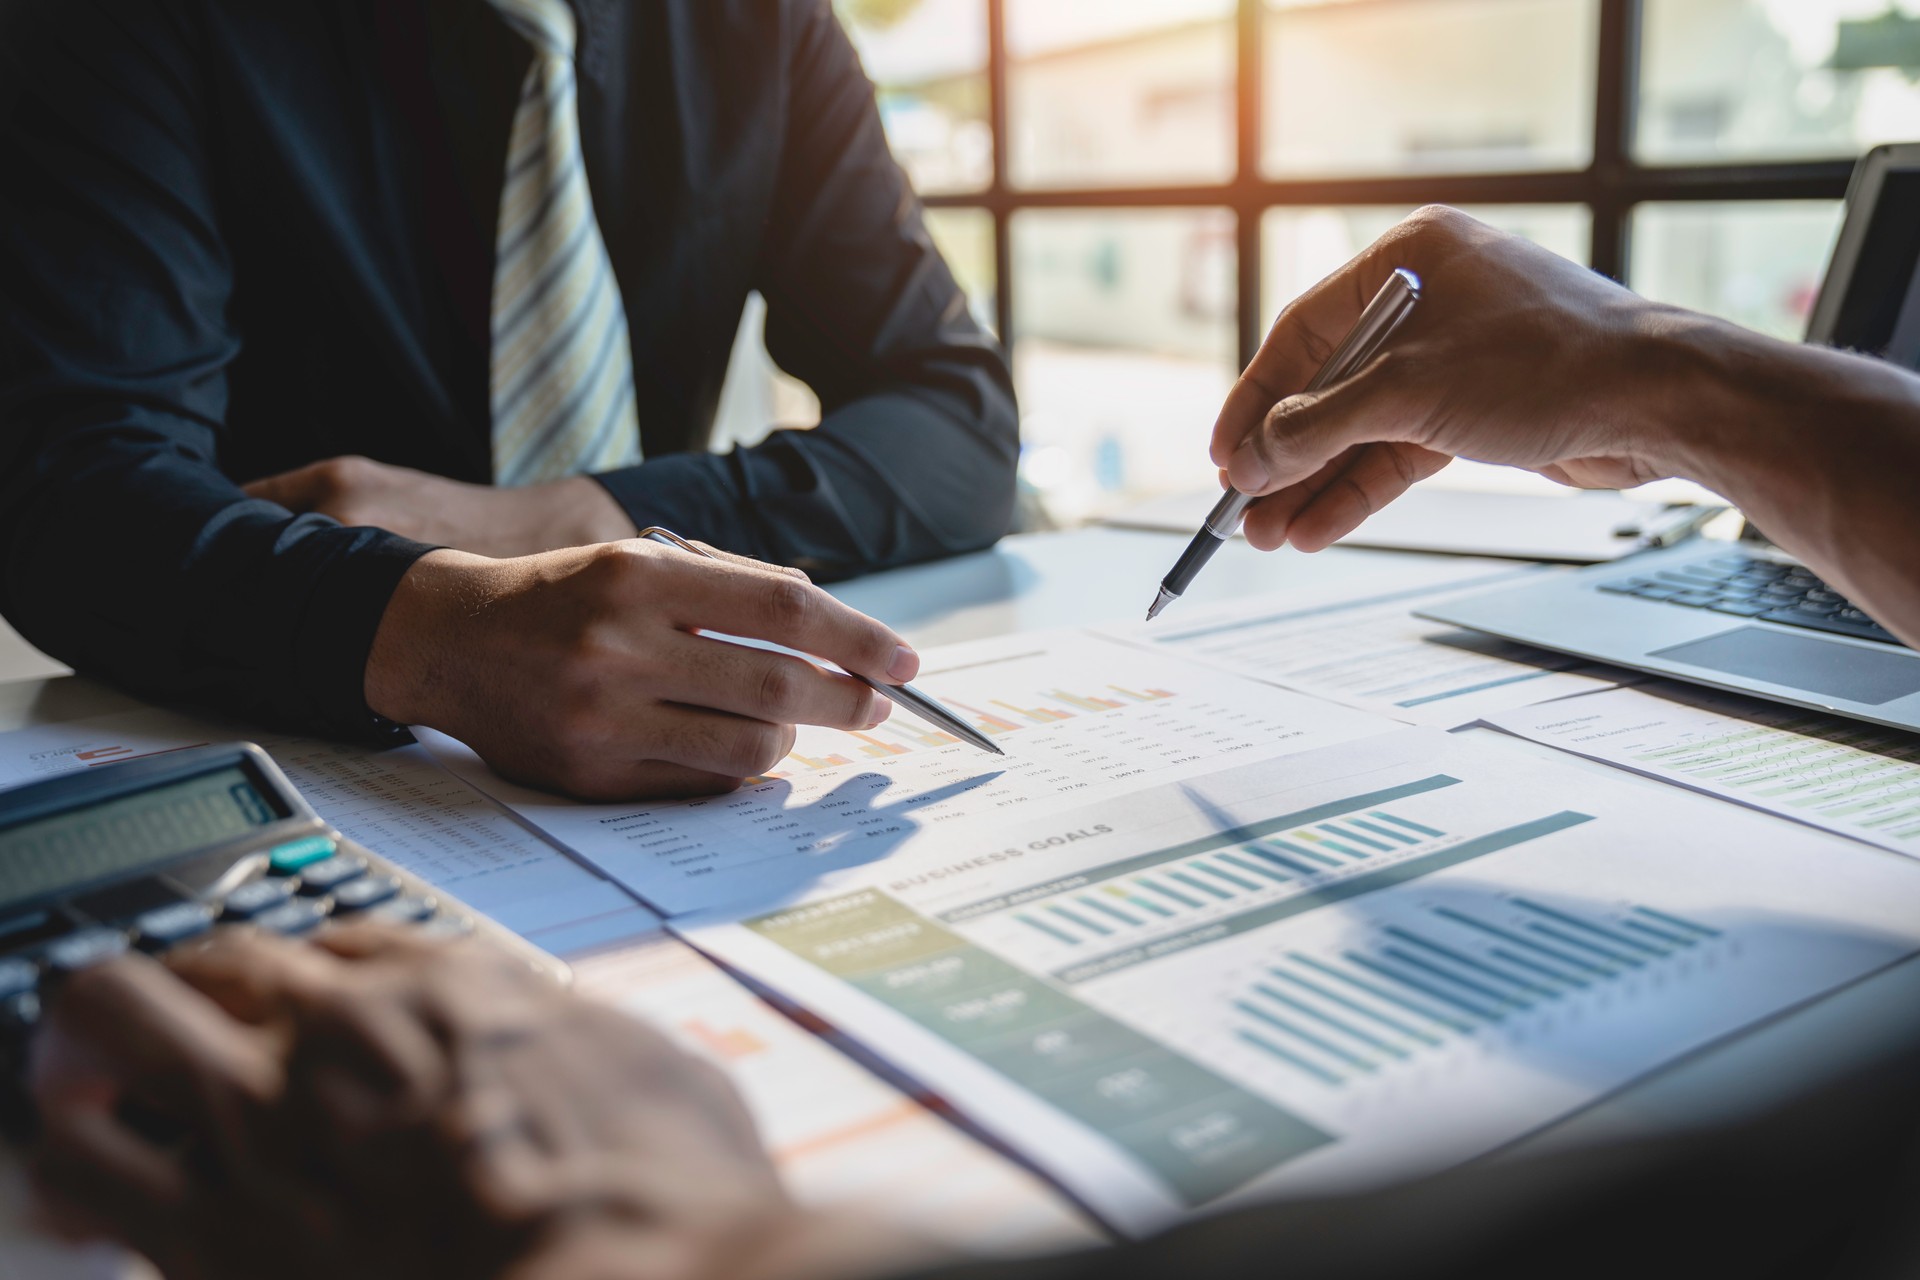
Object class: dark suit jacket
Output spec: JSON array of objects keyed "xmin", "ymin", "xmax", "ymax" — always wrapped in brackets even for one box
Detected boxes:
[{"xmin": 0, "ymin": 0, "xmax": 1016, "ymax": 741}]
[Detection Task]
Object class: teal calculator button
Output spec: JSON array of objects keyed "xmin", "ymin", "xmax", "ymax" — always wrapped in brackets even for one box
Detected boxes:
[{"xmin": 267, "ymin": 836, "xmax": 338, "ymax": 874}]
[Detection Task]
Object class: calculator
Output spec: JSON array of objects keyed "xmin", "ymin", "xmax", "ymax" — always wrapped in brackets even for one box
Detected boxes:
[{"xmin": 0, "ymin": 742, "xmax": 567, "ymax": 1129}]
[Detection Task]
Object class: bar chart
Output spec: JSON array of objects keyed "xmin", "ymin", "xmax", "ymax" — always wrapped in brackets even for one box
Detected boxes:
[
  {"xmin": 1231, "ymin": 898, "xmax": 1721, "ymax": 1089},
  {"xmin": 1003, "ymin": 800, "xmax": 1456, "ymax": 951},
  {"xmin": 764, "ymin": 684, "xmax": 1185, "ymax": 777}
]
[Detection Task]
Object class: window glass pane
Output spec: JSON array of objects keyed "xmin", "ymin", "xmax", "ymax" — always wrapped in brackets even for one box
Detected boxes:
[
  {"xmin": 925, "ymin": 208, "xmax": 998, "ymax": 336},
  {"xmin": 1007, "ymin": 0, "xmax": 1236, "ymax": 189},
  {"xmin": 838, "ymin": 0, "xmax": 992, "ymax": 194},
  {"xmin": 1263, "ymin": 205, "xmax": 1591, "ymax": 327},
  {"xmin": 1638, "ymin": 1, "xmax": 1920, "ymax": 163},
  {"xmin": 1263, "ymin": 0, "xmax": 1597, "ymax": 177},
  {"xmin": 1630, "ymin": 201, "xmax": 1844, "ymax": 340},
  {"xmin": 1012, "ymin": 210, "xmax": 1236, "ymax": 522}
]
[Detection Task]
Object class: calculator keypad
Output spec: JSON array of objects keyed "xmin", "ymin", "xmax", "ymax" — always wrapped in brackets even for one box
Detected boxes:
[{"xmin": 295, "ymin": 855, "xmax": 367, "ymax": 895}]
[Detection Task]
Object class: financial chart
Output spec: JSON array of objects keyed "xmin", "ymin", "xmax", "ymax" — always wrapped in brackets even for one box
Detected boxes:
[
  {"xmin": 1488, "ymin": 683, "xmax": 1920, "ymax": 857},
  {"xmin": 440, "ymin": 630, "xmax": 1394, "ymax": 915},
  {"xmin": 1116, "ymin": 578, "xmax": 1622, "ymax": 728},
  {"xmin": 694, "ymin": 729, "xmax": 1920, "ymax": 1230}
]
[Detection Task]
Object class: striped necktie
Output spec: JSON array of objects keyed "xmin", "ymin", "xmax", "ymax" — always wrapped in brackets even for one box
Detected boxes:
[{"xmin": 486, "ymin": 0, "xmax": 642, "ymax": 486}]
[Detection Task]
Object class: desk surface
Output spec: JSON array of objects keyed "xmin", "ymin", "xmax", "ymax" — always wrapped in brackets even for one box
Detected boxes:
[{"xmin": 4, "ymin": 527, "xmax": 1920, "ymax": 1266}]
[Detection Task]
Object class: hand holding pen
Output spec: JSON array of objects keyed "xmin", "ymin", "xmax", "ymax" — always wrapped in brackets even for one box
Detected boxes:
[
  {"xmin": 1147, "ymin": 268, "xmax": 1423, "ymax": 620},
  {"xmin": 638, "ymin": 528, "xmax": 1003, "ymax": 756}
]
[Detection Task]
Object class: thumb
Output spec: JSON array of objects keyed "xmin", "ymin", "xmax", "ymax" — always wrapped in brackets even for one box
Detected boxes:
[{"xmin": 1224, "ymin": 359, "xmax": 1425, "ymax": 496}]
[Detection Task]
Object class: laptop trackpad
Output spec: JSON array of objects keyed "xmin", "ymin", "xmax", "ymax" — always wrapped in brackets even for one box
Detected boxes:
[{"xmin": 1651, "ymin": 627, "xmax": 1920, "ymax": 705}]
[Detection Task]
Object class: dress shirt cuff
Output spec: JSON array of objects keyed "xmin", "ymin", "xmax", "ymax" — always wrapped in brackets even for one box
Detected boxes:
[{"xmin": 291, "ymin": 528, "xmax": 443, "ymax": 745}]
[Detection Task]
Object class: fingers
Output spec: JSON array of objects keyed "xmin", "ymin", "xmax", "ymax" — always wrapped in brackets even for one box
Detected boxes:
[
  {"xmin": 31, "ymin": 956, "xmax": 280, "ymax": 1156},
  {"xmin": 633, "ymin": 543, "xmax": 919, "ymax": 685},
  {"xmin": 1249, "ymin": 442, "xmax": 1452, "ymax": 553},
  {"xmin": 657, "ymin": 631, "xmax": 889, "ymax": 732},
  {"xmin": 1211, "ymin": 242, "xmax": 1408, "ymax": 469},
  {"xmin": 608, "ymin": 704, "xmax": 798, "ymax": 781}
]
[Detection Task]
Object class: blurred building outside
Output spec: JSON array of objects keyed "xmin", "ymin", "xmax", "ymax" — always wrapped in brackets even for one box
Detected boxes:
[{"xmin": 712, "ymin": 0, "xmax": 1920, "ymax": 527}]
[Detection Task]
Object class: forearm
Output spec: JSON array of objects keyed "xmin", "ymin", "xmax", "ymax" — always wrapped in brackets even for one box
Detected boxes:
[
  {"xmin": 1647, "ymin": 312, "xmax": 1920, "ymax": 645},
  {"xmin": 594, "ymin": 394, "xmax": 1016, "ymax": 581}
]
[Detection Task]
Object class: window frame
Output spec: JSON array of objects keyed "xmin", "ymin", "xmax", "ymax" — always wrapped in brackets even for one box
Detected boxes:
[{"xmin": 916, "ymin": 0, "xmax": 1854, "ymax": 370}]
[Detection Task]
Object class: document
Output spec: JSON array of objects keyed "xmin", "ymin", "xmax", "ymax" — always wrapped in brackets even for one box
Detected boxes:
[
  {"xmin": 682, "ymin": 728, "xmax": 1920, "ymax": 1232},
  {"xmin": 1107, "ymin": 485, "xmax": 1719, "ymax": 562},
  {"xmin": 424, "ymin": 630, "xmax": 1398, "ymax": 916},
  {"xmin": 1111, "ymin": 576, "xmax": 1626, "ymax": 728},
  {"xmin": 1484, "ymin": 683, "xmax": 1920, "ymax": 858},
  {"xmin": 571, "ymin": 936, "xmax": 1097, "ymax": 1251},
  {"xmin": 0, "ymin": 708, "xmax": 658, "ymax": 956}
]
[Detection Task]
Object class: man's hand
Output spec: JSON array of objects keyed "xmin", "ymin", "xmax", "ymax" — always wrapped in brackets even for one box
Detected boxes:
[
  {"xmin": 245, "ymin": 456, "xmax": 637, "ymax": 558},
  {"xmin": 29, "ymin": 928, "xmax": 929, "ymax": 1280},
  {"xmin": 364, "ymin": 538, "xmax": 921, "ymax": 800},
  {"xmin": 1214, "ymin": 206, "xmax": 1692, "ymax": 553}
]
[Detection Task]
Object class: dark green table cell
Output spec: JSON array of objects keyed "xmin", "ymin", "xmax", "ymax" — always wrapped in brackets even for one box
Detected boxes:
[{"xmin": 1108, "ymin": 1089, "xmax": 1336, "ymax": 1208}]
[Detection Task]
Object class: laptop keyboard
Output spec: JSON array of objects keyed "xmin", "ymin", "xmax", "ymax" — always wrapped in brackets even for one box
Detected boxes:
[{"xmin": 1599, "ymin": 553, "xmax": 1903, "ymax": 647}]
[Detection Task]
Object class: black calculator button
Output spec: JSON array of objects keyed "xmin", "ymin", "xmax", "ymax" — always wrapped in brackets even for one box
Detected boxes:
[
  {"xmin": 330, "ymin": 875, "xmax": 402, "ymax": 914},
  {"xmin": 296, "ymin": 855, "xmax": 368, "ymax": 896},
  {"xmin": 134, "ymin": 902, "xmax": 216, "ymax": 952},
  {"xmin": 223, "ymin": 878, "xmax": 296, "ymax": 921},
  {"xmin": 370, "ymin": 894, "xmax": 437, "ymax": 925},
  {"xmin": 0, "ymin": 958, "xmax": 37, "ymax": 1002},
  {"xmin": 44, "ymin": 927, "xmax": 130, "ymax": 975},
  {"xmin": 253, "ymin": 900, "xmax": 330, "ymax": 937}
]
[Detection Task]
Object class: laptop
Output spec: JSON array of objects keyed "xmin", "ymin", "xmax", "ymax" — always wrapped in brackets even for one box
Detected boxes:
[{"xmin": 1418, "ymin": 142, "xmax": 1920, "ymax": 733}]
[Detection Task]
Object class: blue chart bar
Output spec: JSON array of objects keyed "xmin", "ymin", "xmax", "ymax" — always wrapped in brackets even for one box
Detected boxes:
[
  {"xmin": 1252, "ymin": 843, "xmax": 1324, "ymax": 875},
  {"xmin": 1349, "ymin": 816, "xmax": 1421, "ymax": 846},
  {"xmin": 1320, "ymin": 822, "xmax": 1394, "ymax": 853},
  {"xmin": 1083, "ymin": 895, "xmax": 1139, "ymax": 927},
  {"xmin": 1198, "ymin": 861, "xmax": 1262, "ymax": 892},
  {"xmin": 1371, "ymin": 810, "xmax": 1444, "ymax": 839},
  {"xmin": 1232, "ymin": 899, "xmax": 1721, "ymax": 1088},
  {"xmin": 1018, "ymin": 913, "xmax": 1077, "ymax": 946}
]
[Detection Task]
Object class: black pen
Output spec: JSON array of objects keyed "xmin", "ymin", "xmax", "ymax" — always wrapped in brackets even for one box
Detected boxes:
[
  {"xmin": 637, "ymin": 527, "xmax": 1005, "ymax": 756},
  {"xmin": 1146, "ymin": 267, "xmax": 1423, "ymax": 621}
]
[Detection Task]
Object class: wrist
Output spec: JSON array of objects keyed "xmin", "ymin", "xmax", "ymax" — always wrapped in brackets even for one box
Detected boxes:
[
  {"xmin": 363, "ymin": 548, "xmax": 501, "ymax": 727},
  {"xmin": 550, "ymin": 476, "xmax": 639, "ymax": 548}
]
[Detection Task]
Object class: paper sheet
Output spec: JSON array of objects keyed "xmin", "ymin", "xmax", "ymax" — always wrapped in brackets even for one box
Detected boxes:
[
  {"xmin": 1107, "ymin": 486, "xmax": 1717, "ymax": 562},
  {"xmin": 1484, "ymin": 683, "xmax": 1920, "ymax": 857},
  {"xmin": 683, "ymin": 728, "xmax": 1920, "ymax": 1233},
  {"xmin": 571, "ymin": 935, "xmax": 1098, "ymax": 1252},
  {"xmin": 1111, "ymin": 573, "xmax": 1627, "ymax": 728},
  {"xmin": 425, "ymin": 630, "xmax": 1398, "ymax": 916},
  {"xmin": 0, "ymin": 708, "xmax": 659, "ymax": 956}
]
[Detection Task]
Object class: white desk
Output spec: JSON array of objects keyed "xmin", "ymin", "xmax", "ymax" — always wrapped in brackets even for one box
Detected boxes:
[{"xmin": 4, "ymin": 528, "xmax": 1920, "ymax": 1273}]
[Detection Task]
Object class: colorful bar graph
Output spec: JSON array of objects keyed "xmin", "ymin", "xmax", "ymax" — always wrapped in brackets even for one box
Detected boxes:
[
  {"xmin": 949, "ymin": 701, "xmax": 1023, "ymax": 735},
  {"xmin": 1110, "ymin": 684, "xmax": 1175, "ymax": 703},
  {"xmin": 990, "ymin": 698, "xmax": 1075, "ymax": 725},
  {"xmin": 1051, "ymin": 689, "xmax": 1126, "ymax": 712},
  {"xmin": 849, "ymin": 732, "xmax": 913, "ymax": 759},
  {"xmin": 789, "ymin": 752, "xmax": 854, "ymax": 770}
]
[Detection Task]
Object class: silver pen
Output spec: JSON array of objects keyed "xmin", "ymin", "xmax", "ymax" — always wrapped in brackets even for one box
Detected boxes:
[
  {"xmin": 637, "ymin": 527, "xmax": 1005, "ymax": 757},
  {"xmin": 1145, "ymin": 267, "xmax": 1423, "ymax": 621}
]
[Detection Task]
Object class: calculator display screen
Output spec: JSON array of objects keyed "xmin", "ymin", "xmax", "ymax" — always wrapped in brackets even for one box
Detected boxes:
[{"xmin": 0, "ymin": 766, "xmax": 284, "ymax": 907}]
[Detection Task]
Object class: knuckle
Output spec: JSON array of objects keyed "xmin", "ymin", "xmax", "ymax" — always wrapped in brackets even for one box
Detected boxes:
[
  {"xmin": 763, "ymin": 577, "xmax": 817, "ymax": 632},
  {"xmin": 754, "ymin": 661, "xmax": 802, "ymax": 717}
]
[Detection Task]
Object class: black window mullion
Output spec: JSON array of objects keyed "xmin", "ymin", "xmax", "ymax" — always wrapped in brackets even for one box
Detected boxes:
[
  {"xmin": 1235, "ymin": 0, "xmax": 1264, "ymax": 369},
  {"xmin": 1590, "ymin": 0, "xmax": 1640, "ymax": 280},
  {"xmin": 986, "ymin": 0, "xmax": 1014, "ymax": 355}
]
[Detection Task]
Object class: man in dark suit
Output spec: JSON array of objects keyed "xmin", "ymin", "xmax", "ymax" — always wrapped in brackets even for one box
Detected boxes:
[{"xmin": 0, "ymin": 0, "xmax": 1015, "ymax": 799}]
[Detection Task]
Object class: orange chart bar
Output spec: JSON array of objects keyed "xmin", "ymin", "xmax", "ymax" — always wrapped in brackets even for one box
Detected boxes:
[
  {"xmin": 991, "ymin": 698, "xmax": 1074, "ymax": 725},
  {"xmin": 790, "ymin": 752, "xmax": 854, "ymax": 770},
  {"xmin": 950, "ymin": 701, "xmax": 1023, "ymax": 735},
  {"xmin": 849, "ymin": 732, "xmax": 913, "ymax": 759},
  {"xmin": 1110, "ymin": 684, "xmax": 1175, "ymax": 703},
  {"xmin": 1050, "ymin": 688, "xmax": 1126, "ymax": 712}
]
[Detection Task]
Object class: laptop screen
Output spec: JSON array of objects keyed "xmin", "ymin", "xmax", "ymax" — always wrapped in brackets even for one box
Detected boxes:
[{"xmin": 1821, "ymin": 168, "xmax": 1920, "ymax": 370}]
